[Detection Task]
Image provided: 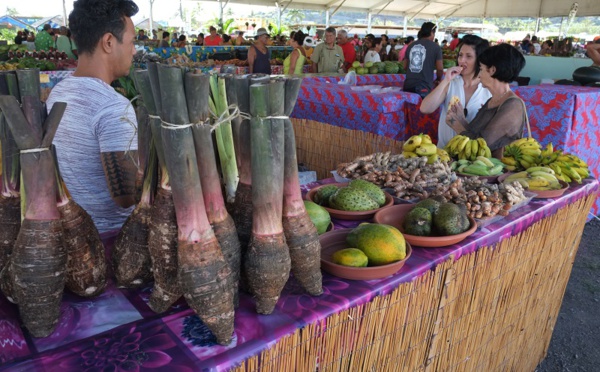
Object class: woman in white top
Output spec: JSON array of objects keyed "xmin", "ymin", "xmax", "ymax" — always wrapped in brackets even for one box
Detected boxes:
[
  {"xmin": 364, "ymin": 37, "xmax": 382, "ymax": 64},
  {"xmin": 420, "ymin": 35, "xmax": 492, "ymax": 148}
]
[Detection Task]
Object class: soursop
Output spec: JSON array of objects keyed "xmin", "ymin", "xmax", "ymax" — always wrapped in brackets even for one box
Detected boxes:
[
  {"xmin": 348, "ymin": 179, "xmax": 386, "ymax": 206},
  {"xmin": 330, "ymin": 187, "xmax": 379, "ymax": 211},
  {"xmin": 403, "ymin": 207, "xmax": 432, "ymax": 236},
  {"xmin": 314, "ymin": 184, "xmax": 339, "ymax": 206},
  {"xmin": 432, "ymin": 203, "xmax": 469, "ymax": 236}
]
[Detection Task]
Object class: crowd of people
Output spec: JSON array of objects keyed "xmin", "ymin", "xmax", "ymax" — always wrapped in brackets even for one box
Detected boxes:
[{"xmin": 14, "ymin": 24, "xmax": 78, "ymax": 58}]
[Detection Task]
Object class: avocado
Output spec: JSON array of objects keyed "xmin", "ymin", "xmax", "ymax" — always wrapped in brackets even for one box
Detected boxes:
[
  {"xmin": 403, "ymin": 207, "xmax": 432, "ymax": 236},
  {"xmin": 414, "ymin": 198, "xmax": 441, "ymax": 216},
  {"xmin": 432, "ymin": 203, "xmax": 469, "ymax": 236},
  {"xmin": 348, "ymin": 179, "xmax": 386, "ymax": 206}
]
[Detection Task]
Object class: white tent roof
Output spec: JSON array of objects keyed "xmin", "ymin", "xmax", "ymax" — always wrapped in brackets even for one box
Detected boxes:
[{"xmin": 200, "ymin": 0, "xmax": 599, "ymax": 19}]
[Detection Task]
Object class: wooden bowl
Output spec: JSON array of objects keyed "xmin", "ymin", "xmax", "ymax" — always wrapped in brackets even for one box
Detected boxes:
[
  {"xmin": 373, "ymin": 204, "xmax": 477, "ymax": 248},
  {"xmin": 306, "ymin": 183, "xmax": 394, "ymax": 221},
  {"xmin": 319, "ymin": 228, "xmax": 412, "ymax": 281},
  {"xmin": 529, "ymin": 181, "xmax": 569, "ymax": 199}
]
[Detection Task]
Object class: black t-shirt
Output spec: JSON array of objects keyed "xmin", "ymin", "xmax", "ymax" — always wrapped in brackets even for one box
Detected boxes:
[
  {"xmin": 15, "ymin": 35, "xmax": 23, "ymax": 45},
  {"xmin": 403, "ymin": 39, "xmax": 442, "ymax": 91}
]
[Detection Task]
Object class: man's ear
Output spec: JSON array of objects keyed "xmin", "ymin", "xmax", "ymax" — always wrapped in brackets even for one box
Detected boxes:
[{"xmin": 100, "ymin": 32, "xmax": 115, "ymax": 54}]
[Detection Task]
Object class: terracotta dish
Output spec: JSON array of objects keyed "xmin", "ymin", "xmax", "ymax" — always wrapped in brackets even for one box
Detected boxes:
[
  {"xmin": 319, "ymin": 228, "xmax": 412, "ymax": 280},
  {"xmin": 373, "ymin": 204, "xmax": 477, "ymax": 248},
  {"xmin": 529, "ymin": 181, "xmax": 569, "ymax": 199},
  {"xmin": 306, "ymin": 183, "xmax": 394, "ymax": 220}
]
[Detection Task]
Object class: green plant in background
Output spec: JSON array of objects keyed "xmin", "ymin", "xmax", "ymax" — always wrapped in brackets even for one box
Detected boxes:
[
  {"xmin": 113, "ymin": 67, "xmax": 138, "ymax": 101},
  {"xmin": 0, "ymin": 29, "xmax": 18, "ymax": 43}
]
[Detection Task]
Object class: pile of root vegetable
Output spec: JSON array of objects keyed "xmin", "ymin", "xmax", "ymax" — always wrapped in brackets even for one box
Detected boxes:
[
  {"xmin": 0, "ymin": 67, "xmax": 322, "ymax": 343},
  {"xmin": 336, "ymin": 152, "xmax": 530, "ymax": 220},
  {"xmin": 336, "ymin": 152, "xmax": 457, "ymax": 200}
]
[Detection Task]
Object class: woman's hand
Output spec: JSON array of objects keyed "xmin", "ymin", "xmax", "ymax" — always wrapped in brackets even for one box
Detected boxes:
[
  {"xmin": 444, "ymin": 66, "xmax": 463, "ymax": 83},
  {"xmin": 445, "ymin": 101, "xmax": 467, "ymax": 133}
]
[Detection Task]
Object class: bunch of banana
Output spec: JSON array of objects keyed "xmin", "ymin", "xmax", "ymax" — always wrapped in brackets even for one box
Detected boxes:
[
  {"xmin": 450, "ymin": 156, "xmax": 504, "ymax": 176},
  {"xmin": 437, "ymin": 148, "xmax": 451, "ymax": 162},
  {"xmin": 445, "ymin": 135, "xmax": 492, "ymax": 161},
  {"xmin": 403, "ymin": 133, "xmax": 439, "ymax": 163},
  {"xmin": 548, "ymin": 153, "xmax": 588, "ymax": 184},
  {"xmin": 501, "ymin": 137, "xmax": 543, "ymax": 171},
  {"xmin": 502, "ymin": 166, "xmax": 563, "ymax": 191},
  {"xmin": 0, "ymin": 62, "xmax": 19, "ymax": 71}
]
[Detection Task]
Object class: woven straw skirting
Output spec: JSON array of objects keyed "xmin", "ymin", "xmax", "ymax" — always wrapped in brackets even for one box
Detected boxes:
[
  {"xmin": 230, "ymin": 194, "xmax": 595, "ymax": 372},
  {"xmin": 291, "ymin": 119, "xmax": 404, "ymax": 180}
]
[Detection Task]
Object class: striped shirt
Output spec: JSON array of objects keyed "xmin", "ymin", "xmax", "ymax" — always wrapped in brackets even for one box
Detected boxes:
[{"xmin": 46, "ymin": 76, "xmax": 138, "ymax": 233}]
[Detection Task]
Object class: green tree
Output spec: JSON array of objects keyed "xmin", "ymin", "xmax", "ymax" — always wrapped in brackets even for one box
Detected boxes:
[
  {"xmin": 286, "ymin": 9, "xmax": 305, "ymax": 25},
  {"xmin": 6, "ymin": 7, "xmax": 19, "ymax": 16}
]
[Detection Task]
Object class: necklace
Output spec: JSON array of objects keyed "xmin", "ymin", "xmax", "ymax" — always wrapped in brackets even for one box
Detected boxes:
[{"xmin": 489, "ymin": 89, "xmax": 511, "ymax": 107}]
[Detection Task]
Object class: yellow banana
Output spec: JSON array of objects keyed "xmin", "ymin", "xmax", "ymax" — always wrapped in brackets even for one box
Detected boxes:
[
  {"xmin": 529, "ymin": 171, "xmax": 559, "ymax": 183},
  {"xmin": 520, "ymin": 147, "xmax": 542, "ymax": 157},
  {"xmin": 505, "ymin": 171, "xmax": 529, "ymax": 182},
  {"xmin": 420, "ymin": 133, "xmax": 433, "ymax": 145},
  {"xmin": 510, "ymin": 138, "xmax": 531, "ymax": 147},
  {"xmin": 519, "ymin": 159, "xmax": 532, "ymax": 169},
  {"xmin": 464, "ymin": 140, "xmax": 472, "ymax": 159},
  {"xmin": 501, "ymin": 156, "xmax": 517, "ymax": 166},
  {"xmin": 556, "ymin": 173, "xmax": 571, "ymax": 183},
  {"xmin": 484, "ymin": 146, "xmax": 492, "ymax": 158},
  {"xmin": 415, "ymin": 143, "xmax": 438, "ymax": 156},
  {"xmin": 520, "ymin": 154, "xmax": 537, "ymax": 164},
  {"xmin": 402, "ymin": 151, "xmax": 418, "ymax": 158},
  {"xmin": 541, "ymin": 142, "xmax": 554, "ymax": 157},
  {"xmin": 426, "ymin": 154, "xmax": 439, "ymax": 164},
  {"xmin": 456, "ymin": 136, "xmax": 470, "ymax": 153},
  {"xmin": 527, "ymin": 176, "xmax": 550, "ymax": 188},
  {"xmin": 526, "ymin": 166, "xmax": 554, "ymax": 175},
  {"xmin": 572, "ymin": 166, "xmax": 590, "ymax": 178},
  {"xmin": 504, "ymin": 165, "xmax": 517, "ymax": 171},
  {"xmin": 476, "ymin": 156, "xmax": 494, "ymax": 167},
  {"xmin": 548, "ymin": 163, "xmax": 562, "ymax": 175},
  {"xmin": 403, "ymin": 135, "xmax": 422, "ymax": 152},
  {"xmin": 470, "ymin": 140, "xmax": 479, "ymax": 161}
]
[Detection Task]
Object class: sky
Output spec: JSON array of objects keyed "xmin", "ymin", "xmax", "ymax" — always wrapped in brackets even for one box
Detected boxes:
[{"xmin": 3, "ymin": 0, "xmax": 271, "ymax": 25}]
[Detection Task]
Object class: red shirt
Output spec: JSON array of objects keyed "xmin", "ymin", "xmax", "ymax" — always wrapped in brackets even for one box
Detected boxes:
[
  {"xmin": 449, "ymin": 38, "xmax": 460, "ymax": 51},
  {"xmin": 204, "ymin": 35, "xmax": 223, "ymax": 46},
  {"xmin": 339, "ymin": 42, "xmax": 356, "ymax": 70}
]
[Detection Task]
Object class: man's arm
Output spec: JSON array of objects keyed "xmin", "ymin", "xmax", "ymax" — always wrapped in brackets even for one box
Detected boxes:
[
  {"xmin": 435, "ymin": 59, "xmax": 444, "ymax": 83},
  {"xmin": 247, "ymin": 46, "xmax": 256, "ymax": 73},
  {"xmin": 311, "ymin": 44, "xmax": 321, "ymax": 73},
  {"xmin": 101, "ymin": 150, "xmax": 138, "ymax": 208}
]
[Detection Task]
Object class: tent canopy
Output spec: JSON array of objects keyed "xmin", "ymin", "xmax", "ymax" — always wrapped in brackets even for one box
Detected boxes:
[{"xmin": 198, "ymin": 0, "xmax": 598, "ymax": 19}]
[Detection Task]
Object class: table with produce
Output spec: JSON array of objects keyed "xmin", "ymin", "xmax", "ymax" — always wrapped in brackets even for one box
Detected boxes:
[{"xmin": 0, "ymin": 62, "xmax": 597, "ymax": 371}]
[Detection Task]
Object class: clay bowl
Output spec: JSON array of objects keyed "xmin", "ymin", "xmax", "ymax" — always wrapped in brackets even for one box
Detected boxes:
[
  {"xmin": 528, "ymin": 181, "xmax": 569, "ymax": 199},
  {"xmin": 373, "ymin": 204, "xmax": 477, "ymax": 248},
  {"xmin": 319, "ymin": 228, "xmax": 412, "ymax": 281},
  {"xmin": 306, "ymin": 183, "xmax": 394, "ymax": 221}
]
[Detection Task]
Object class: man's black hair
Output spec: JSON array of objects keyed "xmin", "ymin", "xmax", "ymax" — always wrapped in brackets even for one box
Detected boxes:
[{"xmin": 69, "ymin": 0, "xmax": 139, "ymax": 55}]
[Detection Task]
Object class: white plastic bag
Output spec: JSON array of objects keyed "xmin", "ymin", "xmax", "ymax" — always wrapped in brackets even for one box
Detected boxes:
[{"xmin": 338, "ymin": 71, "xmax": 357, "ymax": 86}]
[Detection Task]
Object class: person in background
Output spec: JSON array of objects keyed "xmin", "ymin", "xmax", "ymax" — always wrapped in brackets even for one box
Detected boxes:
[
  {"xmin": 364, "ymin": 37, "xmax": 382, "ymax": 64},
  {"xmin": 195, "ymin": 33, "xmax": 204, "ymax": 46},
  {"xmin": 521, "ymin": 34, "xmax": 533, "ymax": 54},
  {"xmin": 585, "ymin": 37, "xmax": 600, "ymax": 66},
  {"xmin": 151, "ymin": 29, "xmax": 157, "ymax": 40},
  {"xmin": 445, "ymin": 43, "xmax": 527, "ymax": 159},
  {"xmin": 303, "ymin": 35, "xmax": 315, "ymax": 61},
  {"xmin": 441, "ymin": 40, "xmax": 448, "ymax": 49},
  {"xmin": 531, "ymin": 36, "xmax": 541, "ymax": 54},
  {"xmin": 204, "ymin": 26, "xmax": 222, "ymax": 46},
  {"xmin": 220, "ymin": 34, "xmax": 232, "ymax": 46},
  {"xmin": 380, "ymin": 34, "xmax": 390, "ymax": 61},
  {"xmin": 35, "ymin": 24, "xmax": 55, "ymax": 51},
  {"xmin": 236, "ymin": 31, "xmax": 246, "ymax": 45},
  {"xmin": 351, "ymin": 34, "xmax": 360, "ymax": 47},
  {"xmin": 174, "ymin": 34, "xmax": 187, "ymax": 47},
  {"xmin": 55, "ymin": 26, "xmax": 77, "ymax": 59},
  {"xmin": 421, "ymin": 35, "xmax": 491, "ymax": 148},
  {"xmin": 67, "ymin": 28, "xmax": 78, "ymax": 58},
  {"xmin": 399, "ymin": 36, "xmax": 414, "ymax": 61},
  {"xmin": 14, "ymin": 31, "xmax": 24, "ymax": 44},
  {"xmin": 136, "ymin": 29, "xmax": 148, "ymax": 41},
  {"xmin": 283, "ymin": 30, "xmax": 307, "ymax": 75},
  {"xmin": 403, "ymin": 22, "xmax": 443, "ymax": 98},
  {"xmin": 159, "ymin": 31, "xmax": 170, "ymax": 47},
  {"xmin": 449, "ymin": 31, "xmax": 460, "ymax": 51},
  {"xmin": 170, "ymin": 32, "xmax": 178, "ymax": 46},
  {"xmin": 539, "ymin": 39, "xmax": 553, "ymax": 55},
  {"xmin": 26, "ymin": 30, "xmax": 35, "ymax": 42},
  {"xmin": 336, "ymin": 30, "xmax": 356, "ymax": 71},
  {"xmin": 46, "ymin": 0, "xmax": 139, "ymax": 233},
  {"xmin": 247, "ymin": 28, "xmax": 271, "ymax": 74},
  {"xmin": 311, "ymin": 27, "xmax": 344, "ymax": 73}
]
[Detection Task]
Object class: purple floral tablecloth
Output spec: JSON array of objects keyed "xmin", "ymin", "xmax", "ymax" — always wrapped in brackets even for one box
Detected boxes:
[{"xmin": 1, "ymin": 179, "xmax": 598, "ymax": 372}]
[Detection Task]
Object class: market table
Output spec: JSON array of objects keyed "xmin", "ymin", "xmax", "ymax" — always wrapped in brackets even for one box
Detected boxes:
[
  {"xmin": 291, "ymin": 74, "xmax": 439, "ymax": 180},
  {"xmin": 514, "ymin": 84, "xmax": 600, "ymax": 217},
  {"xmin": 1, "ymin": 178, "xmax": 597, "ymax": 371}
]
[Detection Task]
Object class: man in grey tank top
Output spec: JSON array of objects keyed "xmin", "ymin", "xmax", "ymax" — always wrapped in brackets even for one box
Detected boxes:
[
  {"xmin": 248, "ymin": 28, "xmax": 272, "ymax": 74},
  {"xmin": 45, "ymin": 0, "xmax": 139, "ymax": 234}
]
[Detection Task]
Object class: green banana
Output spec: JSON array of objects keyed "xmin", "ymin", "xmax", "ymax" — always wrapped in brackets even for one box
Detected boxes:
[
  {"xmin": 476, "ymin": 156, "xmax": 495, "ymax": 167},
  {"xmin": 526, "ymin": 166, "xmax": 554, "ymax": 175},
  {"xmin": 489, "ymin": 165, "xmax": 504, "ymax": 176},
  {"xmin": 463, "ymin": 164, "xmax": 491, "ymax": 176}
]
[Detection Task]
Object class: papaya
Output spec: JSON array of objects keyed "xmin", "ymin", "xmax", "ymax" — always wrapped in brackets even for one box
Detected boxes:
[{"xmin": 349, "ymin": 224, "xmax": 406, "ymax": 266}]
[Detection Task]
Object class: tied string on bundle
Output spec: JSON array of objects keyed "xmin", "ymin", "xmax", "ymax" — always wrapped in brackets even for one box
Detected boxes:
[
  {"xmin": 20, "ymin": 147, "xmax": 50, "ymax": 158},
  {"xmin": 121, "ymin": 94, "xmax": 142, "ymax": 171},
  {"xmin": 159, "ymin": 104, "xmax": 251, "ymax": 132}
]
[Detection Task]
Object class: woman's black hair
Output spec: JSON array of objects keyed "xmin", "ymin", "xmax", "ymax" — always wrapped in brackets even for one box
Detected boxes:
[
  {"xmin": 371, "ymin": 37, "xmax": 382, "ymax": 49},
  {"xmin": 479, "ymin": 43, "xmax": 526, "ymax": 83},
  {"xmin": 222, "ymin": 34, "xmax": 231, "ymax": 42},
  {"xmin": 293, "ymin": 30, "xmax": 305, "ymax": 45},
  {"xmin": 457, "ymin": 35, "xmax": 490, "ymax": 77},
  {"xmin": 69, "ymin": 0, "xmax": 139, "ymax": 55},
  {"xmin": 178, "ymin": 35, "xmax": 186, "ymax": 42}
]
